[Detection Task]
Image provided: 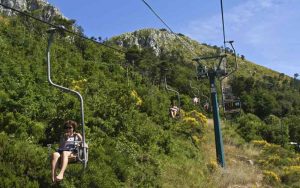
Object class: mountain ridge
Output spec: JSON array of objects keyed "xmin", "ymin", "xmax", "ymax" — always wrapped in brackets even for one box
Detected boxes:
[{"xmin": 109, "ymin": 28, "xmax": 288, "ymax": 80}]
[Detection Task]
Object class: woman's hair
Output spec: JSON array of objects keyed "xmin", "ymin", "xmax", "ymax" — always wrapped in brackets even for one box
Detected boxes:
[{"xmin": 64, "ymin": 120, "xmax": 78, "ymax": 130}]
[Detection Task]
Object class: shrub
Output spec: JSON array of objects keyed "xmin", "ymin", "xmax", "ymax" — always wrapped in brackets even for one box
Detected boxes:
[
  {"xmin": 206, "ymin": 160, "xmax": 218, "ymax": 173},
  {"xmin": 263, "ymin": 170, "xmax": 281, "ymax": 185},
  {"xmin": 236, "ymin": 113, "xmax": 264, "ymax": 142},
  {"xmin": 281, "ymin": 166, "xmax": 300, "ymax": 185},
  {"xmin": 251, "ymin": 140, "xmax": 270, "ymax": 148}
]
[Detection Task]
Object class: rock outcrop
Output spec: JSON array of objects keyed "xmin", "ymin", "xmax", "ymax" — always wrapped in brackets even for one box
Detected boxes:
[
  {"xmin": 110, "ymin": 28, "xmax": 198, "ymax": 56},
  {"xmin": 0, "ymin": 0, "xmax": 64, "ymax": 21}
]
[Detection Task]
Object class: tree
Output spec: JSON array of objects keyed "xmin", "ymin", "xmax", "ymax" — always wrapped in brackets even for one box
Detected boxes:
[
  {"xmin": 284, "ymin": 115, "xmax": 300, "ymax": 143},
  {"xmin": 236, "ymin": 113, "xmax": 264, "ymax": 142},
  {"xmin": 253, "ymin": 90, "xmax": 277, "ymax": 119},
  {"xmin": 125, "ymin": 45, "xmax": 141, "ymax": 64},
  {"xmin": 262, "ymin": 115, "xmax": 289, "ymax": 145}
]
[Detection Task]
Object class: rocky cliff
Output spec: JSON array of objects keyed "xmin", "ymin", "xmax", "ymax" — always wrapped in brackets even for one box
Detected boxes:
[
  {"xmin": 0, "ymin": 0, "xmax": 63, "ymax": 21},
  {"xmin": 109, "ymin": 28, "xmax": 207, "ymax": 56}
]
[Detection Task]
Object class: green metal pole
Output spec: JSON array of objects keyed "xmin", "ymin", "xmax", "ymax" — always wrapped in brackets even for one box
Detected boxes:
[{"xmin": 209, "ymin": 70, "xmax": 226, "ymax": 167}]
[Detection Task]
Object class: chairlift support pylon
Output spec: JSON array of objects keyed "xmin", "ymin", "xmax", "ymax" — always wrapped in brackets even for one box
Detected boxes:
[
  {"xmin": 190, "ymin": 0, "xmax": 240, "ymax": 168},
  {"xmin": 46, "ymin": 27, "xmax": 88, "ymax": 169}
]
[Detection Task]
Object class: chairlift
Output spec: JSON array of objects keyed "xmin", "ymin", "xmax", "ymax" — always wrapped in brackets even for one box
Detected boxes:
[
  {"xmin": 223, "ymin": 99, "xmax": 241, "ymax": 113},
  {"xmin": 219, "ymin": 41, "xmax": 239, "ymax": 114},
  {"xmin": 165, "ymin": 76, "xmax": 181, "ymax": 118},
  {"xmin": 189, "ymin": 80, "xmax": 211, "ymax": 112},
  {"xmin": 221, "ymin": 85, "xmax": 241, "ymax": 114},
  {"xmin": 189, "ymin": 81, "xmax": 200, "ymax": 105},
  {"xmin": 201, "ymin": 94, "xmax": 211, "ymax": 112},
  {"xmin": 46, "ymin": 27, "xmax": 88, "ymax": 169}
]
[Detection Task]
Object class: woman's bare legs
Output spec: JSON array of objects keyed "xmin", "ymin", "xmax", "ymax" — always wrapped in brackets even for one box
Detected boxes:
[
  {"xmin": 56, "ymin": 151, "xmax": 72, "ymax": 181},
  {"xmin": 51, "ymin": 152, "xmax": 60, "ymax": 183}
]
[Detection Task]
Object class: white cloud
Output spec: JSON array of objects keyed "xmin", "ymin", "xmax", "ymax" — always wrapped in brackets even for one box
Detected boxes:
[
  {"xmin": 184, "ymin": 0, "xmax": 283, "ymax": 44},
  {"xmin": 182, "ymin": 0, "xmax": 300, "ymax": 76}
]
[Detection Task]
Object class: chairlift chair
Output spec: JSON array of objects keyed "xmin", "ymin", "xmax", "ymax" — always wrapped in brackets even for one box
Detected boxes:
[
  {"xmin": 46, "ymin": 27, "xmax": 88, "ymax": 169},
  {"xmin": 223, "ymin": 99, "xmax": 241, "ymax": 113},
  {"xmin": 189, "ymin": 81, "xmax": 201, "ymax": 105},
  {"xmin": 165, "ymin": 76, "xmax": 181, "ymax": 118}
]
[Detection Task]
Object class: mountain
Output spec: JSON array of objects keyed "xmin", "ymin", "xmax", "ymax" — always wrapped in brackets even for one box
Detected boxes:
[
  {"xmin": 110, "ymin": 28, "xmax": 205, "ymax": 56},
  {"xmin": 0, "ymin": 0, "xmax": 64, "ymax": 21}
]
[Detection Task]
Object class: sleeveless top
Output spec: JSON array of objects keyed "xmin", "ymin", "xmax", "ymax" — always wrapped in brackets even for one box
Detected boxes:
[{"xmin": 58, "ymin": 134, "xmax": 79, "ymax": 151}]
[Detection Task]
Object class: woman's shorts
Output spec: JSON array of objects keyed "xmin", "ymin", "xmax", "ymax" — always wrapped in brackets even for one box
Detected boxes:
[{"xmin": 56, "ymin": 148, "xmax": 77, "ymax": 154}]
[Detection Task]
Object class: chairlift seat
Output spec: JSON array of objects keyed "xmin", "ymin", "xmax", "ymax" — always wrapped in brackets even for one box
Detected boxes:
[{"xmin": 224, "ymin": 99, "xmax": 241, "ymax": 113}]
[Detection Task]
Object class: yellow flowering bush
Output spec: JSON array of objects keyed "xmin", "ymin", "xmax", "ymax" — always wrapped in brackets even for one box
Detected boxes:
[
  {"xmin": 182, "ymin": 117, "xmax": 198, "ymax": 127},
  {"xmin": 206, "ymin": 160, "xmax": 218, "ymax": 173},
  {"xmin": 282, "ymin": 166, "xmax": 300, "ymax": 185},
  {"xmin": 251, "ymin": 140, "xmax": 270, "ymax": 148},
  {"xmin": 283, "ymin": 166, "xmax": 300, "ymax": 173},
  {"xmin": 71, "ymin": 79, "xmax": 87, "ymax": 92},
  {"xmin": 258, "ymin": 159, "xmax": 268, "ymax": 166},
  {"xmin": 186, "ymin": 110, "xmax": 207, "ymax": 124},
  {"xmin": 179, "ymin": 110, "xmax": 207, "ymax": 140},
  {"xmin": 267, "ymin": 154, "xmax": 281, "ymax": 165},
  {"xmin": 263, "ymin": 170, "xmax": 281, "ymax": 184},
  {"xmin": 191, "ymin": 135, "xmax": 200, "ymax": 144},
  {"xmin": 130, "ymin": 90, "xmax": 142, "ymax": 106}
]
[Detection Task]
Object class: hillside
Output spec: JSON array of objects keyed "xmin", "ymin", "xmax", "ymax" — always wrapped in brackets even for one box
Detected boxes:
[{"xmin": 0, "ymin": 4, "xmax": 300, "ymax": 188}]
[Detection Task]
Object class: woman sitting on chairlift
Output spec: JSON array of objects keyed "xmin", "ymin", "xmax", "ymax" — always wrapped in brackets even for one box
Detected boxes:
[
  {"xmin": 192, "ymin": 96, "xmax": 199, "ymax": 105},
  {"xmin": 169, "ymin": 103, "xmax": 179, "ymax": 118},
  {"xmin": 51, "ymin": 120, "xmax": 82, "ymax": 183}
]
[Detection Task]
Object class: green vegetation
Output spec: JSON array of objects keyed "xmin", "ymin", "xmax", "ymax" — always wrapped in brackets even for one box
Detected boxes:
[
  {"xmin": 0, "ymin": 10, "xmax": 300, "ymax": 187},
  {"xmin": 0, "ymin": 14, "xmax": 209, "ymax": 187}
]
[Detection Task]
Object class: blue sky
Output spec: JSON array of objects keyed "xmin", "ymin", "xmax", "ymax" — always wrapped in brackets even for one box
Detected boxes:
[{"xmin": 47, "ymin": 0, "xmax": 299, "ymax": 77}]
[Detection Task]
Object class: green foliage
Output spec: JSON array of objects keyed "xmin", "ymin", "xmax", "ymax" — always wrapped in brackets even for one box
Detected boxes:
[
  {"xmin": 236, "ymin": 113, "xmax": 264, "ymax": 142},
  {"xmin": 0, "ymin": 132, "xmax": 50, "ymax": 187},
  {"xmin": 284, "ymin": 115, "xmax": 300, "ymax": 143},
  {"xmin": 0, "ymin": 14, "xmax": 211, "ymax": 187},
  {"xmin": 252, "ymin": 141, "xmax": 300, "ymax": 187},
  {"xmin": 231, "ymin": 75, "xmax": 300, "ymax": 118},
  {"xmin": 262, "ymin": 115, "xmax": 289, "ymax": 145}
]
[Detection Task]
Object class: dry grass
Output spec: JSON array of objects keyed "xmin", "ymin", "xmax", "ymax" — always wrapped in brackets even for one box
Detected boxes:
[
  {"xmin": 203, "ymin": 120, "xmax": 264, "ymax": 188},
  {"xmin": 207, "ymin": 160, "xmax": 263, "ymax": 188},
  {"xmin": 160, "ymin": 119, "xmax": 266, "ymax": 188}
]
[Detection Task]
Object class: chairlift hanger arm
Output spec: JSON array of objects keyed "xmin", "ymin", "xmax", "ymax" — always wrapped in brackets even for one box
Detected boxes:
[
  {"xmin": 165, "ymin": 77, "xmax": 180, "ymax": 96},
  {"xmin": 189, "ymin": 81, "xmax": 200, "ymax": 96},
  {"xmin": 227, "ymin": 41, "xmax": 238, "ymax": 71},
  {"xmin": 201, "ymin": 93, "xmax": 210, "ymax": 102},
  {"xmin": 164, "ymin": 76, "xmax": 181, "ymax": 109},
  {"xmin": 220, "ymin": 40, "xmax": 238, "ymax": 80}
]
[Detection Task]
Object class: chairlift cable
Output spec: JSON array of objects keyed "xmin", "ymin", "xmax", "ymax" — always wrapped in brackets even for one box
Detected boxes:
[
  {"xmin": 140, "ymin": 0, "xmax": 198, "ymax": 57},
  {"xmin": 220, "ymin": 0, "xmax": 227, "ymax": 50},
  {"xmin": 0, "ymin": 3, "xmax": 125, "ymax": 53}
]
